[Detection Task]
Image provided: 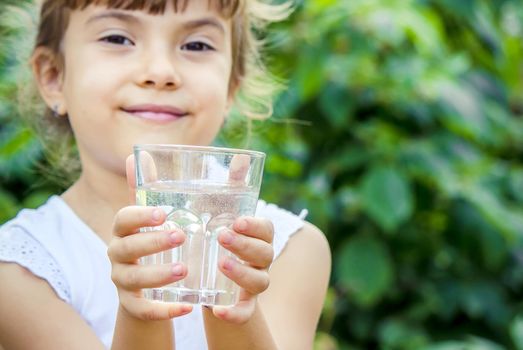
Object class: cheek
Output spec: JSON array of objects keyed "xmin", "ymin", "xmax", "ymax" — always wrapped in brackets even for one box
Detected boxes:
[
  {"xmin": 191, "ymin": 68, "xmax": 231, "ymax": 108},
  {"xmin": 81, "ymin": 68, "xmax": 117, "ymax": 98},
  {"xmin": 63, "ymin": 53, "xmax": 120, "ymax": 105}
]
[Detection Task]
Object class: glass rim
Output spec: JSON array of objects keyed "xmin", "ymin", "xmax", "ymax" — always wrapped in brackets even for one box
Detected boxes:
[{"xmin": 133, "ymin": 144, "xmax": 265, "ymax": 158}]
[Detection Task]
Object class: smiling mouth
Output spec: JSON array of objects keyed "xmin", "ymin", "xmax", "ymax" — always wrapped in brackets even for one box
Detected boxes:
[{"xmin": 122, "ymin": 105, "xmax": 188, "ymax": 122}]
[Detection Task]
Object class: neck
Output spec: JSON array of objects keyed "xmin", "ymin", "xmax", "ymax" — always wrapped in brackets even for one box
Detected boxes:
[{"xmin": 61, "ymin": 166, "xmax": 130, "ymax": 245}]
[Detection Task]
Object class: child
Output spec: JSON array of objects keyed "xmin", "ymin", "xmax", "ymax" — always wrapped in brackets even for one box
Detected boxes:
[{"xmin": 0, "ymin": 0, "xmax": 331, "ymax": 349}]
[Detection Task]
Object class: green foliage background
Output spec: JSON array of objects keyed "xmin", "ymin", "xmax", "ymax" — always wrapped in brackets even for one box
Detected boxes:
[{"xmin": 2, "ymin": 0, "xmax": 523, "ymax": 349}]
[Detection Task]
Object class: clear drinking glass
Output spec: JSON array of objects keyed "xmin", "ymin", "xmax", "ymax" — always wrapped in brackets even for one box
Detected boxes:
[{"xmin": 134, "ymin": 144, "xmax": 265, "ymax": 306}]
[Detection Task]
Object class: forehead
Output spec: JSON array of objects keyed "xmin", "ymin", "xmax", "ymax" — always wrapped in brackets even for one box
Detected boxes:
[{"xmin": 63, "ymin": 0, "xmax": 240, "ymax": 18}]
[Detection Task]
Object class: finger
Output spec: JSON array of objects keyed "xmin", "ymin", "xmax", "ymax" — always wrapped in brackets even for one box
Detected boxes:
[
  {"xmin": 121, "ymin": 296, "xmax": 193, "ymax": 321},
  {"xmin": 219, "ymin": 257, "xmax": 270, "ymax": 295},
  {"xmin": 108, "ymin": 229, "xmax": 185, "ymax": 263},
  {"xmin": 228, "ymin": 154, "xmax": 250, "ymax": 184},
  {"xmin": 130, "ymin": 150, "xmax": 159, "ymax": 204},
  {"xmin": 126, "ymin": 155, "xmax": 136, "ymax": 204},
  {"xmin": 135, "ymin": 150, "xmax": 158, "ymax": 185},
  {"xmin": 233, "ymin": 217, "xmax": 274, "ymax": 244},
  {"xmin": 218, "ymin": 230, "xmax": 273, "ymax": 269},
  {"xmin": 112, "ymin": 262, "xmax": 187, "ymax": 290},
  {"xmin": 211, "ymin": 299, "xmax": 256, "ymax": 324},
  {"xmin": 113, "ymin": 206, "xmax": 166, "ymax": 238}
]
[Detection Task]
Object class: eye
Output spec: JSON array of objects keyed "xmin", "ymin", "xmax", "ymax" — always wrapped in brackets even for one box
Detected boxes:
[
  {"xmin": 100, "ymin": 34, "xmax": 134, "ymax": 46},
  {"xmin": 181, "ymin": 41, "xmax": 215, "ymax": 51}
]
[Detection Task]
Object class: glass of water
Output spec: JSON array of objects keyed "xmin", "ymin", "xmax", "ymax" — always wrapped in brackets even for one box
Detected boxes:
[{"xmin": 134, "ymin": 144, "xmax": 265, "ymax": 306}]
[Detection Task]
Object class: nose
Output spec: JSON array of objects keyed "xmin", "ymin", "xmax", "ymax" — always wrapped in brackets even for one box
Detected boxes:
[{"xmin": 137, "ymin": 50, "xmax": 181, "ymax": 90}]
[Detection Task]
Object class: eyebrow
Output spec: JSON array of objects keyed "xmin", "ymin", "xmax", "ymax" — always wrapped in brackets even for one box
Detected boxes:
[
  {"xmin": 86, "ymin": 11, "xmax": 140, "ymax": 26},
  {"xmin": 183, "ymin": 18, "xmax": 226, "ymax": 35},
  {"xmin": 85, "ymin": 11, "xmax": 225, "ymax": 35}
]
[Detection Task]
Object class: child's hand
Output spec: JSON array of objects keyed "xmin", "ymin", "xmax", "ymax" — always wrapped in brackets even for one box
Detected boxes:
[
  {"xmin": 108, "ymin": 206, "xmax": 193, "ymax": 321},
  {"xmin": 211, "ymin": 216, "xmax": 274, "ymax": 324}
]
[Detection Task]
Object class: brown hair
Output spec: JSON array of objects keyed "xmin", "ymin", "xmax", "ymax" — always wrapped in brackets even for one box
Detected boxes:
[{"xmin": 18, "ymin": 0, "xmax": 291, "ymax": 187}]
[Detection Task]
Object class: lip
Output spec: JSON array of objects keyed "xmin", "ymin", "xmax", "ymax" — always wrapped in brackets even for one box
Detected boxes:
[{"xmin": 122, "ymin": 104, "xmax": 188, "ymax": 122}]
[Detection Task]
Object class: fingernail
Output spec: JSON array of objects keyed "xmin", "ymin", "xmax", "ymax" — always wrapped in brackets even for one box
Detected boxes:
[
  {"xmin": 182, "ymin": 305, "xmax": 192, "ymax": 313},
  {"xmin": 170, "ymin": 231, "xmax": 183, "ymax": 245},
  {"xmin": 172, "ymin": 264, "xmax": 184, "ymax": 276},
  {"xmin": 236, "ymin": 218, "xmax": 247, "ymax": 232},
  {"xmin": 223, "ymin": 258, "xmax": 235, "ymax": 271},
  {"xmin": 221, "ymin": 231, "xmax": 234, "ymax": 245},
  {"xmin": 215, "ymin": 307, "xmax": 227, "ymax": 317},
  {"xmin": 152, "ymin": 209, "xmax": 162, "ymax": 222}
]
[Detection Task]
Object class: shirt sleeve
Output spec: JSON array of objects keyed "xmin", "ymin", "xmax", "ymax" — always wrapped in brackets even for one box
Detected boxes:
[
  {"xmin": 255, "ymin": 200, "xmax": 307, "ymax": 260},
  {"xmin": 0, "ymin": 225, "xmax": 72, "ymax": 303}
]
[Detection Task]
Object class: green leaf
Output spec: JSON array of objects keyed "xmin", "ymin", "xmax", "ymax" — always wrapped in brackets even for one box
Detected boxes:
[
  {"xmin": 422, "ymin": 337, "xmax": 505, "ymax": 350},
  {"xmin": 466, "ymin": 336, "xmax": 506, "ymax": 350},
  {"xmin": 464, "ymin": 187, "xmax": 523, "ymax": 243},
  {"xmin": 360, "ymin": 165, "xmax": 413, "ymax": 232},
  {"xmin": 378, "ymin": 318, "xmax": 428, "ymax": 349},
  {"xmin": 510, "ymin": 315, "xmax": 523, "ymax": 350},
  {"xmin": 0, "ymin": 189, "xmax": 20, "ymax": 224},
  {"xmin": 337, "ymin": 234, "xmax": 394, "ymax": 307},
  {"xmin": 314, "ymin": 331, "xmax": 339, "ymax": 350},
  {"xmin": 458, "ymin": 281, "xmax": 509, "ymax": 326},
  {"xmin": 294, "ymin": 46, "xmax": 326, "ymax": 101},
  {"xmin": 319, "ymin": 82, "xmax": 354, "ymax": 128},
  {"xmin": 509, "ymin": 168, "xmax": 523, "ymax": 203},
  {"xmin": 478, "ymin": 226, "xmax": 507, "ymax": 271},
  {"xmin": 421, "ymin": 341, "xmax": 468, "ymax": 350},
  {"xmin": 22, "ymin": 191, "xmax": 53, "ymax": 209},
  {"xmin": 266, "ymin": 154, "xmax": 303, "ymax": 178}
]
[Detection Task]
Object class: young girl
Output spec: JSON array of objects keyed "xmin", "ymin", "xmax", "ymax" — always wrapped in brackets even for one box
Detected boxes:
[{"xmin": 0, "ymin": 0, "xmax": 331, "ymax": 349}]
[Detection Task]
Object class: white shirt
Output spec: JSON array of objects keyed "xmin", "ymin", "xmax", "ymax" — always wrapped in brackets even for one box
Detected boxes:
[{"xmin": 0, "ymin": 195, "xmax": 306, "ymax": 349}]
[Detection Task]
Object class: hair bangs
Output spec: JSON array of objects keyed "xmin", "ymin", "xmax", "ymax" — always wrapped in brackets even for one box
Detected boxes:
[{"xmin": 61, "ymin": 0, "xmax": 241, "ymax": 17}]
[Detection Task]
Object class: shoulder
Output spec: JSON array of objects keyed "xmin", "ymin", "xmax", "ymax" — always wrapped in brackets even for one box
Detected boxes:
[
  {"xmin": 300, "ymin": 222, "xmax": 330, "ymax": 251},
  {"xmin": 0, "ymin": 261, "xmax": 63, "ymax": 347},
  {"xmin": 256, "ymin": 200, "xmax": 306, "ymax": 233},
  {"xmin": 258, "ymin": 221, "xmax": 331, "ymax": 348},
  {"xmin": 0, "ymin": 195, "xmax": 64, "ymax": 236},
  {"xmin": 0, "ymin": 194, "xmax": 97, "ymax": 255},
  {"xmin": 263, "ymin": 219, "xmax": 331, "ymax": 297},
  {"xmin": 265, "ymin": 221, "xmax": 331, "ymax": 300},
  {"xmin": 0, "ymin": 196, "xmax": 74, "ymax": 304},
  {"xmin": 0, "ymin": 198, "xmax": 111, "ymax": 348},
  {"xmin": 275, "ymin": 221, "xmax": 331, "ymax": 273},
  {"xmin": 255, "ymin": 199, "xmax": 331, "ymax": 267},
  {"xmin": 256, "ymin": 200, "xmax": 308, "ymax": 259},
  {"xmin": 0, "ymin": 262, "xmax": 104, "ymax": 349}
]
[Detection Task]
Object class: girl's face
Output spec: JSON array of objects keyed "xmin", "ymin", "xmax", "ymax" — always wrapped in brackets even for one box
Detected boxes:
[{"xmin": 53, "ymin": 1, "xmax": 233, "ymax": 176}]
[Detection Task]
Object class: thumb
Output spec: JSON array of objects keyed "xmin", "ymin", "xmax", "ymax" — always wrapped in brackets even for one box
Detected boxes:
[
  {"xmin": 228, "ymin": 154, "xmax": 250, "ymax": 184},
  {"xmin": 126, "ymin": 154, "xmax": 137, "ymax": 204}
]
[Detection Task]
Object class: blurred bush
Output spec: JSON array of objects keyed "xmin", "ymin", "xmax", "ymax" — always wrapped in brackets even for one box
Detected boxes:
[
  {"xmin": 2, "ymin": 0, "xmax": 523, "ymax": 349},
  {"xmin": 248, "ymin": 0, "xmax": 523, "ymax": 349},
  {"xmin": 0, "ymin": 0, "xmax": 59, "ymax": 222}
]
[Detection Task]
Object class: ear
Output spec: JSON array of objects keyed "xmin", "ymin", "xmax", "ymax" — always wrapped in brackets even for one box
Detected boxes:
[{"xmin": 31, "ymin": 47, "xmax": 67, "ymax": 115}]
